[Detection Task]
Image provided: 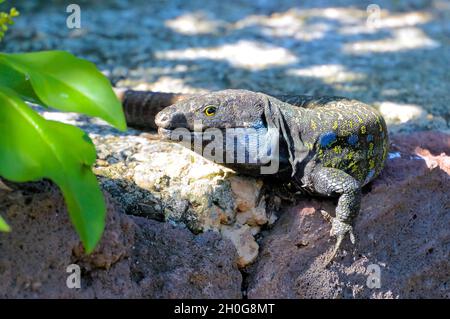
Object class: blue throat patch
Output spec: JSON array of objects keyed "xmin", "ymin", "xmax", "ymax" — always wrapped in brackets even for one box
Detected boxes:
[{"xmin": 319, "ymin": 131, "xmax": 337, "ymax": 148}]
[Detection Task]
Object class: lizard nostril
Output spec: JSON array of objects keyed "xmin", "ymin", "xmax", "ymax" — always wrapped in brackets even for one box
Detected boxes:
[{"xmin": 155, "ymin": 112, "xmax": 169, "ymax": 128}]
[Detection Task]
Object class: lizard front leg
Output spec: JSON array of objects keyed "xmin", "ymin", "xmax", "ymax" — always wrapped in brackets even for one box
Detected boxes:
[{"xmin": 309, "ymin": 166, "xmax": 362, "ymax": 264}]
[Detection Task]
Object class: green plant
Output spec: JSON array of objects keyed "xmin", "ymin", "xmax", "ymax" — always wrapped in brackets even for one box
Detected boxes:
[
  {"xmin": 0, "ymin": 0, "xmax": 18, "ymax": 41},
  {"xmin": 0, "ymin": 50, "xmax": 127, "ymax": 252}
]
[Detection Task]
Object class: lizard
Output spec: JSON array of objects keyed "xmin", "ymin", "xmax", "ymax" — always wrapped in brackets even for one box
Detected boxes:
[{"xmin": 147, "ymin": 89, "xmax": 389, "ymax": 264}]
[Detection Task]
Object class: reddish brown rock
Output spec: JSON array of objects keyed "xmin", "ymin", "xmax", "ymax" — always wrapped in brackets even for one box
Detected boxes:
[
  {"xmin": 247, "ymin": 131, "xmax": 450, "ymax": 299},
  {"xmin": 0, "ymin": 181, "xmax": 241, "ymax": 298},
  {"xmin": 1, "ymin": 132, "xmax": 448, "ymax": 299}
]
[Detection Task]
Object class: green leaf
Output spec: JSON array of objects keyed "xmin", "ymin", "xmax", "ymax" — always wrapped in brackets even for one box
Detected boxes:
[
  {"xmin": 0, "ymin": 51, "xmax": 126, "ymax": 131},
  {"xmin": 0, "ymin": 60, "xmax": 42, "ymax": 103},
  {"xmin": 0, "ymin": 215, "xmax": 10, "ymax": 232},
  {"xmin": 0, "ymin": 87, "xmax": 105, "ymax": 252}
]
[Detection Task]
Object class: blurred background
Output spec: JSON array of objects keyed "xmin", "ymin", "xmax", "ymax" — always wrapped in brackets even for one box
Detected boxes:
[{"xmin": 1, "ymin": 0, "xmax": 449, "ymax": 133}]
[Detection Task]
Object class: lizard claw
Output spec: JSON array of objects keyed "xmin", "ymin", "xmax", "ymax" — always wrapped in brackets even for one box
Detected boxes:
[
  {"xmin": 324, "ymin": 218, "xmax": 355, "ymax": 267},
  {"xmin": 320, "ymin": 209, "xmax": 333, "ymax": 223}
]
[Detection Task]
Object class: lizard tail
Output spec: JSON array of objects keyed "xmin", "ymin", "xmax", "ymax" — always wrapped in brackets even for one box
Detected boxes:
[{"xmin": 113, "ymin": 88, "xmax": 192, "ymax": 131}]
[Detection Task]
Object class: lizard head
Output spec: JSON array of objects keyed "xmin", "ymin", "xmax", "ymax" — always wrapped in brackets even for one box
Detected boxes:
[
  {"xmin": 155, "ymin": 89, "xmax": 289, "ymax": 175},
  {"xmin": 155, "ymin": 89, "xmax": 266, "ymax": 132}
]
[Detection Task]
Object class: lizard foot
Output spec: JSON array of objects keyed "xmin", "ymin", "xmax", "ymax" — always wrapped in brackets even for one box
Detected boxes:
[{"xmin": 321, "ymin": 210, "xmax": 355, "ymax": 266}]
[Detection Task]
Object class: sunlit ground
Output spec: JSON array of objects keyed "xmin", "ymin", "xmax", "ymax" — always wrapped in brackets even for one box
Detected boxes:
[{"xmin": 2, "ymin": 0, "xmax": 449, "ymax": 133}]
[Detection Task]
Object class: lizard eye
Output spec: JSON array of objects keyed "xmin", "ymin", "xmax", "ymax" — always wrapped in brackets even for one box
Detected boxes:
[{"xmin": 203, "ymin": 106, "xmax": 217, "ymax": 117}]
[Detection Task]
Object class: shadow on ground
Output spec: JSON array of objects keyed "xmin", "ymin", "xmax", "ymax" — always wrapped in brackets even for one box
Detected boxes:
[{"xmin": 1, "ymin": 0, "xmax": 449, "ymax": 133}]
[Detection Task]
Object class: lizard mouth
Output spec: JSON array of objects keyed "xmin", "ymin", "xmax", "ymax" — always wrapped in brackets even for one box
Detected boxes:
[
  {"xmin": 158, "ymin": 126, "xmax": 271, "ymax": 142},
  {"xmin": 157, "ymin": 128, "xmax": 173, "ymax": 140},
  {"xmin": 157, "ymin": 127, "xmax": 213, "ymax": 142}
]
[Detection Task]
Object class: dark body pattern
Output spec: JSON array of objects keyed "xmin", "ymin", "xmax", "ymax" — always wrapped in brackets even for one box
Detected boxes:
[
  {"xmin": 153, "ymin": 89, "xmax": 389, "ymax": 263},
  {"xmin": 276, "ymin": 95, "xmax": 389, "ymax": 188}
]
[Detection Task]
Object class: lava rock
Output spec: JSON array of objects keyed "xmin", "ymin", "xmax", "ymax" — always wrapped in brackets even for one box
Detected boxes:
[{"xmin": 247, "ymin": 131, "xmax": 450, "ymax": 299}]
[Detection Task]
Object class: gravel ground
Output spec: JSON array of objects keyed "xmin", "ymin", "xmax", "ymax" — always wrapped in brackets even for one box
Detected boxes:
[
  {"xmin": 1, "ymin": 1, "xmax": 449, "ymax": 298},
  {"xmin": 1, "ymin": 0, "xmax": 449, "ymax": 133}
]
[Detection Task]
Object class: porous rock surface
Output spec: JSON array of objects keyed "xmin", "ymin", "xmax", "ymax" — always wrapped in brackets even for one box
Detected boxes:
[
  {"xmin": 0, "ymin": 181, "xmax": 242, "ymax": 298},
  {"xmin": 92, "ymin": 131, "xmax": 273, "ymax": 268},
  {"xmin": 246, "ymin": 131, "xmax": 450, "ymax": 299},
  {"xmin": 1, "ymin": 120, "xmax": 448, "ymax": 298}
]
